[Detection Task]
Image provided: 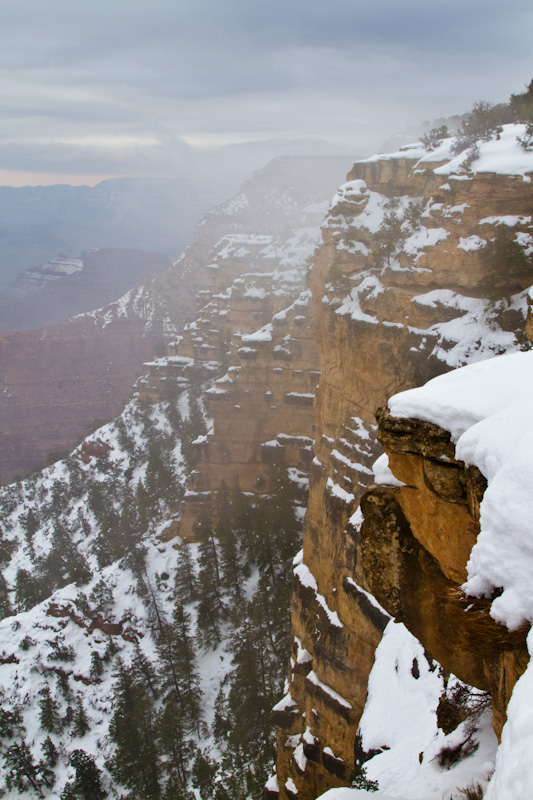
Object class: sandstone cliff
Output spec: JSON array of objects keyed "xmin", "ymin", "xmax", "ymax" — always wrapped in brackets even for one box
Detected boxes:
[
  {"xmin": 138, "ymin": 156, "xmax": 355, "ymax": 538},
  {"xmin": 0, "ymin": 158, "xmax": 351, "ymax": 484},
  {"xmin": 271, "ymin": 130, "xmax": 532, "ymax": 799}
]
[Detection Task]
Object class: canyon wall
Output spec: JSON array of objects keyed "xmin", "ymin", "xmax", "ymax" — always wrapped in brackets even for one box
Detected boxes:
[
  {"xmin": 0, "ymin": 158, "xmax": 350, "ymax": 484},
  {"xmin": 138, "ymin": 156, "xmax": 355, "ymax": 537},
  {"xmin": 271, "ymin": 142, "xmax": 532, "ymax": 798}
]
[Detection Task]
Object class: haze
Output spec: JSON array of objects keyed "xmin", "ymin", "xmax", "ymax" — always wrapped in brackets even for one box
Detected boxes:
[{"xmin": 2, "ymin": 0, "xmax": 532, "ymax": 188}]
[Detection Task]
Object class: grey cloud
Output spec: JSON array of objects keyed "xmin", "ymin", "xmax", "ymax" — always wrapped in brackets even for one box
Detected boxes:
[{"xmin": 1, "ymin": 0, "xmax": 532, "ymax": 179}]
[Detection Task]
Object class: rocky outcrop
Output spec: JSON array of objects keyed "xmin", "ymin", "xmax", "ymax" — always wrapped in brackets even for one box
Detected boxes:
[
  {"xmin": 0, "ymin": 253, "xmax": 197, "ymax": 484},
  {"xmin": 2, "ymin": 249, "xmax": 170, "ymax": 330},
  {"xmin": 361, "ymin": 408, "xmax": 528, "ymax": 739},
  {"xmin": 138, "ymin": 157, "xmax": 355, "ymax": 539},
  {"xmin": 272, "ymin": 142, "xmax": 532, "ymax": 799},
  {"xmin": 0, "ymin": 158, "xmax": 351, "ymax": 485}
]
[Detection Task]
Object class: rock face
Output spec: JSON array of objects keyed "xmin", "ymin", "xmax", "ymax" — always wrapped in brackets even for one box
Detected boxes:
[
  {"xmin": 1, "ymin": 249, "xmax": 170, "ymax": 331},
  {"xmin": 361, "ymin": 408, "xmax": 528, "ymax": 740},
  {"xmin": 0, "ymin": 251, "xmax": 199, "ymax": 484},
  {"xmin": 0, "ymin": 157, "xmax": 351, "ymax": 485},
  {"xmin": 272, "ymin": 144, "xmax": 532, "ymax": 798},
  {"xmin": 139, "ymin": 156, "xmax": 355, "ymax": 538}
]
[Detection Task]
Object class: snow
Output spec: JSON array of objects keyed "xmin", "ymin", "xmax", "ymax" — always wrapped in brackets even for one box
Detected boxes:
[
  {"xmin": 294, "ymin": 564, "xmax": 343, "ymax": 628},
  {"xmin": 286, "ymin": 776, "xmax": 298, "ymax": 794},
  {"xmin": 241, "ymin": 322, "xmax": 273, "ymax": 343},
  {"xmin": 410, "ymin": 288, "xmax": 526, "ymax": 369},
  {"xmin": 347, "ymin": 621, "xmax": 497, "ymax": 799},
  {"xmin": 318, "ymin": 791, "xmax": 410, "ymax": 800},
  {"xmin": 435, "ymin": 124, "xmax": 533, "ymax": 178},
  {"xmin": 457, "ymin": 235, "xmax": 486, "ymax": 251},
  {"xmin": 265, "ymin": 773, "xmax": 279, "ymax": 792},
  {"xmin": 323, "ymin": 746, "xmax": 344, "ymax": 763},
  {"xmin": 479, "ymin": 214, "xmax": 531, "ymax": 227},
  {"xmin": 272, "ymin": 692, "xmax": 297, "ymax": 713},
  {"xmin": 344, "ymin": 577, "xmax": 391, "ymax": 619},
  {"xmin": 306, "ymin": 670, "xmax": 352, "ymax": 710},
  {"xmin": 372, "ymin": 454, "xmax": 405, "ymax": 488},
  {"xmin": 326, "ymin": 478, "xmax": 355, "ymax": 504},
  {"xmin": 353, "ymin": 124, "xmax": 533, "ymax": 184},
  {"xmin": 403, "ymin": 227, "xmax": 448, "ymax": 256},
  {"xmin": 294, "ymin": 743, "xmax": 307, "ymax": 772},
  {"xmin": 387, "ymin": 349, "xmax": 533, "ymax": 798}
]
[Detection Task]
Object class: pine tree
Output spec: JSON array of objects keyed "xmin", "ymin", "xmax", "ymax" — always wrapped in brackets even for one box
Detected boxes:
[
  {"xmin": 156, "ymin": 604, "xmax": 201, "ymax": 735},
  {"xmin": 479, "ymin": 227, "xmax": 533, "ymax": 298},
  {"xmin": 132, "ymin": 643, "xmax": 160, "ymax": 701},
  {"xmin": 72, "ymin": 697, "xmax": 90, "ymax": 737},
  {"xmin": 66, "ymin": 749, "xmax": 107, "ymax": 799},
  {"xmin": 174, "ymin": 541, "xmax": 198, "ymax": 605},
  {"xmin": 195, "ymin": 512, "xmax": 225, "ymax": 648},
  {"xmin": 41, "ymin": 736, "xmax": 58, "ymax": 768},
  {"xmin": 88, "ymin": 578, "xmax": 114, "ymax": 616},
  {"xmin": 3, "ymin": 740, "xmax": 53, "ymax": 797},
  {"xmin": 44, "ymin": 520, "xmax": 92, "ymax": 588},
  {"xmin": 20, "ymin": 508, "xmax": 39, "ymax": 557},
  {"xmin": 215, "ymin": 482, "xmax": 243, "ymax": 603},
  {"xmin": 109, "ymin": 662, "xmax": 161, "ymax": 799},
  {"xmin": 230, "ymin": 483, "xmax": 255, "ymax": 569},
  {"xmin": 39, "ymin": 685, "xmax": 61, "ymax": 734},
  {"xmin": 90, "ymin": 651, "xmax": 104, "ymax": 680},
  {"xmin": 157, "ymin": 700, "xmax": 190, "ymax": 789},
  {"xmin": 0, "ymin": 571, "xmax": 13, "ymax": 620},
  {"xmin": 14, "ymin": 568, "xmax": 49, "ymax": 611},
  {"xmin": 0, "ymin": 702, "xmax": 23, "ymax": 741}
]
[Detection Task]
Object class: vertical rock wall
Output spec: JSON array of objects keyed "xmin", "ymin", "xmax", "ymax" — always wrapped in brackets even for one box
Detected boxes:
[{"xmin": 272, "ymin": 151, "xmax": 532, "ymax": 799}]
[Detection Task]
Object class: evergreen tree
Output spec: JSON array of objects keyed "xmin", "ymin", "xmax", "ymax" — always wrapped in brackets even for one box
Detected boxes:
[
  {"xmin": 230, "ymin": 483, "xmax": 255, "ymax": 569},
  {"xmin": 41, "ymin": 736, "xmax": 58, "ymax": 768},
  {"xmin": 88, "ymin": 578, "xmax": 114, "ymax": 616},
  {"xmin": 215, "ymin": 482, "xmax": 243, "ymax": 603},
  {"xmin": 20, "ymin": 508, "xmax": 39, "ymax": 557},
  {"xmin": 64, "ymin": 749, "xmax": 107, "ymax": 800},
  {"xmin": 195, "ymin": 512, "xmax": 225, "ymax": 648},
  {"xmin": 135, "ymin": 478, "xmax": 152, "ymax": 533},
  {"xmin": 0, "ymin": 571, "xmax": 13, "ymax": 620},
  {"xmin": 14, "ymin": 568, "xmax": 49, "ymax": 611},
  {"xmin": 156, "ymin": 604, "xmax": 201, "ymax": 735},
  {"xmin": 109, "ymin": 662, "xmax": 161, "ymax": 800},
  {"xmin": 174, "ymin": 541, "xmax": 198, "ymax": 605},
  {"xmin": 3, "ymin": 740, "xmax": 53, "ymax": 797},
  {"xmin": 132, "ymin": 643, "xmax": 160, "ymax": 701},
  {"xmin": 44, "ymin": 520, "xmax": 92, "ymax": 588},
  {"xmin": 145, "ymin": 438, "xmax": 175, "ymax": 507},
  {"xmin": 0, "ymin": 703, "xmax": 23, "ymax": 741},
  {"xmin": 72, "ymin": 697, "xmax": 90, "ymax": 737},
  {"xmin": 479, "ymin": 227, "xmax": 533, "ymax": 298},
  {"xmin": 157, "ymin": 700, "xmax": 190, "ymax": 789},
  {"xmin": 253, "ymin": 460, "xmax": 300, "ymax": 587},
  {"xmin": 39, "ymin": 685, "xmax": 61, "ymax": 734},
  {"xmin": 191, "ymin": 752, "xmax": 218, "ymax": 800},
  {"xmin": 90, "ymin": 651, "xmax": 104, "ymax": 680}
]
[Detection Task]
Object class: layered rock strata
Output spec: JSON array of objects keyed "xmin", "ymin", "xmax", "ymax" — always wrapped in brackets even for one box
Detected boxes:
[
  {"xmin": 272, "ymin": 141, "xmax": 532, "ymax": 799},
  {"xmin": 361, "ymin": 408, "xmax": 529, "ymax": 739},
  {"xmin": 0, "ymin": 157, "xmax": 351, "ymax": 485}
]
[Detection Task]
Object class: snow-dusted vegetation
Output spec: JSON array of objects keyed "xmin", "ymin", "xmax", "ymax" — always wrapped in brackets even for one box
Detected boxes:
[{"xmin": 0, "ymin": 383, "xmax": 302, "ymax": 798}]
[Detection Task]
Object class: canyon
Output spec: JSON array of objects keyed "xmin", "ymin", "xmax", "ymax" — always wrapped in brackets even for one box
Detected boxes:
[{"xmin": 0, "ymin": 130, "xmax": 531, "ymax": 799}]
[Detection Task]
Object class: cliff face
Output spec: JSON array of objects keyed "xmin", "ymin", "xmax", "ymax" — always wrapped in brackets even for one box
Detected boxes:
[
  {"xmin": 0, "ymin": 252, "xmax": 198, "ymax": 484},
  {"xmin": 272, "ymin": 138, "xmax": 532, "ymax": 799},
  {"xmin": 361, "ymin": 409, "xmax": 528, "ymax": 739},
  {"xmin": 138, "ymin": 157, "xmax": 355, "ymax": 539},
  {"xmin": 1, "ymin": 248, "xmax": 170, "ymax": 331},
  {"xmin": 0, "ymin": 158, "xmax": 351, "ymax": 484}
]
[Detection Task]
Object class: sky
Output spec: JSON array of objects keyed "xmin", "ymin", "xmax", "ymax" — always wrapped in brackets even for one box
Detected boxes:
[{"xmin": 1, "ymin": 0, "xmax": 532, "ymax": 186}]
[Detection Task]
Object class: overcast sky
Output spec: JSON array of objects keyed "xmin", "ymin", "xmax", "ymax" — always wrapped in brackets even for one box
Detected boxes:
[{"xmin": 1, "ymin": 0, "xmax": 532, "ymax": 186}]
